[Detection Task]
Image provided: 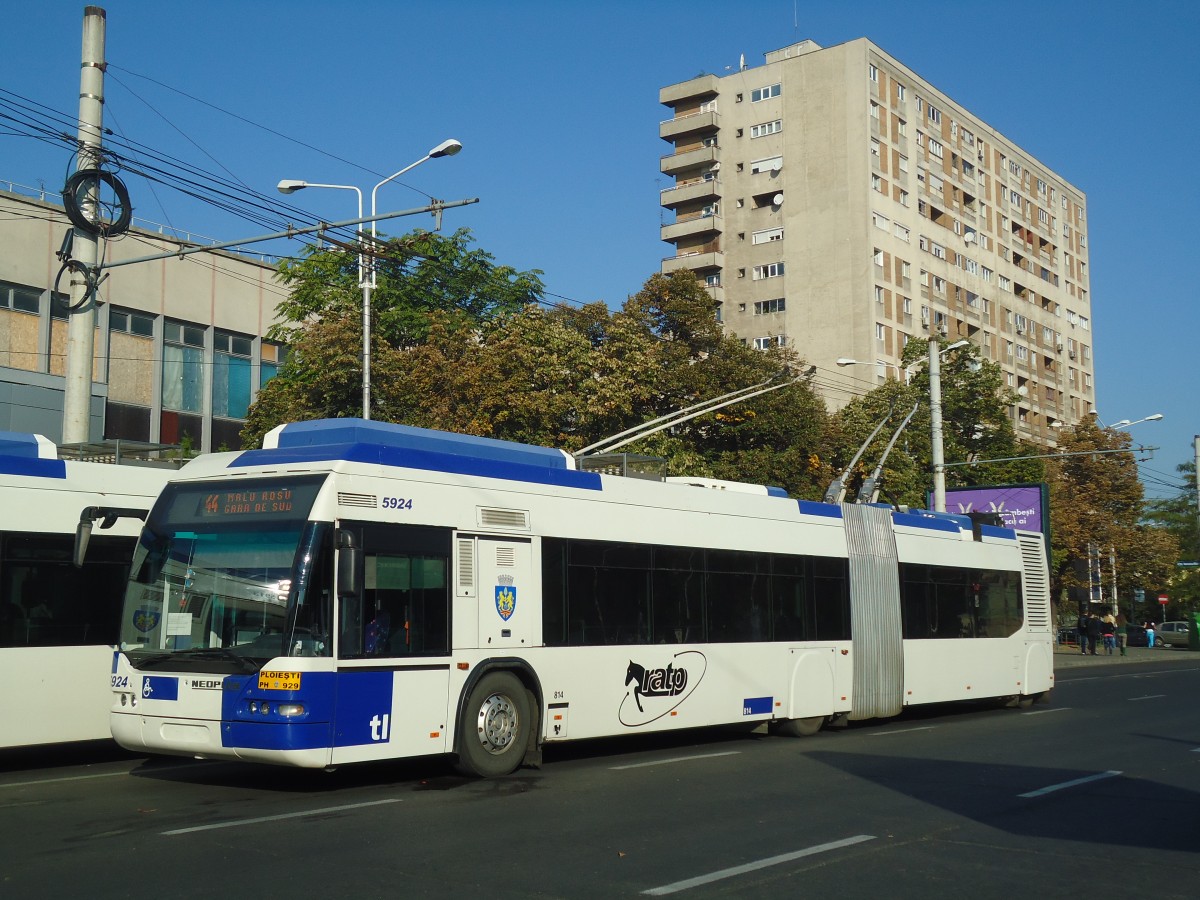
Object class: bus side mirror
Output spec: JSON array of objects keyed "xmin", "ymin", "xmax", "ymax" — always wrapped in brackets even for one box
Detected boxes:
[
  {"xmin": 74, "ymin": 507, "xmax": 98, "ymax": 568},
  {"xmin": 337, "ymin": 531, "xmax": 361, "ymax": 598}
]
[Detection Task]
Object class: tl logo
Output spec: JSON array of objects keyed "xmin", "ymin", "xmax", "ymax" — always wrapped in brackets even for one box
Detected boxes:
[{"xmin": 495, "ymin": 575, "xmax": 517, "ymax": 621}]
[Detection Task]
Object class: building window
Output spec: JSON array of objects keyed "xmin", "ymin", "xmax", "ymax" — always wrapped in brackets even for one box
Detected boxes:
[
  {"xmin": 875, "ymin": 286, "xmax": 885, "ymax": 304},
  {"xmin": 895, "ymin": 224, "xmax": 910, "ymax": 242},
  {"xmin": 750, "ymin": 155, "xmax": 782, "ymax": 174},
  {"xmin": 897, "ymin": 118, "xmax": 907, "ymax": 136},
  {"xmin": 0, "ymin": 281, "xmax": 40, "ymax": 313},
  {"xmin": 754, "ymin": 298, "xmax": 786, "ymax": 315},
  {"xmin": 875, "ymin": 323, "xmax": 886, "ymax": 340},
  {"xmin": 898, "ymin": 154, "xmax": 909, "ymax": 173},
  {"xmin": 868, "ymin": 64, "xmax": 878, "ymax": 82},
  {"xmin": 928, "ymin": 138, "xmax": 944, "ymax": 159},
  {"xmin": 871, "ymin": 140, "xmax": 881, "ymax": 161},
  {"xmin": 109, "ymin": 308, "xmax": 155, "ymax": 337},
  {"xmin": 162, "ymin": 320, "xmax": 205, "ymax": 414},
  {"xmin": 928, "ymin": 105, "xmax": 942, "ymax": 125},
  {"xmin": 873, "ymin": 248, "xmax": 884, "ymax": 267},
  {"xmin": 752, "ymin": 227, "xmax": 784, "ymax": 244},
  {"xmin": 752, "ymin": 262, "xmax": 785, "ymax": 280},
  {"xmin": 751, "ymin": 83, "xmax": 781, "ymax": 102},
  {"xmin": 871, "ymin": 174, "xmax": 882, "ymax": 192},
  {"xmin": 750, "ymin": 119, "xmax": 782, "ymax": 138},
  {"xmin": 753, "ymin": 335, "xmax": 786, "ymax": 350},
  {"xmin": 896, "ymin": 83, "xmax": 907, "ymax": 101},
  {"xmin": 872, "ymin": 212, "xmax": 889, "ymax": 230},
  {"xmin": 213, "ymin": 330, "xmax": 253, "ymax": 420}
]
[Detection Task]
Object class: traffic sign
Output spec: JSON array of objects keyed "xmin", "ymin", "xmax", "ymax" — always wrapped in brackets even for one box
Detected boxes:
[{"xmin": 1158, "ymin": 594, "xmax": 1169, "ymax": 605}]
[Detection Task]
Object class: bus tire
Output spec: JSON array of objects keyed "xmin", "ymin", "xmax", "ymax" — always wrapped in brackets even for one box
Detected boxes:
[
  {"xmin": 456, "ymin": 672, "xmax": 530, "ymax": 778},
  {"xmin": 777, "ymin": 716, "xmax": 824, "ymax": 737}
]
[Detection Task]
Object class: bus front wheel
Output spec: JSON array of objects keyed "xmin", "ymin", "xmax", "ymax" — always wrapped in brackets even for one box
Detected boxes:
[{"xmin": 456, "ymin": 672, "xmax": 530, "ymax": 777}]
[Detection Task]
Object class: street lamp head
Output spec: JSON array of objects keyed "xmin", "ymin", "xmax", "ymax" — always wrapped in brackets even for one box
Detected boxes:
[
  {"xmin": 429, "ymin": 139, "xmax": 463, "ymax": 159},
  {"xmin": 836, "ymin": 357, "xmax": 859, "ymax": 367},
  {"xmin": 1112, "ymin": 419, "xmax": 1131, "ymax": 428},
  {"xmin": 946, "ymin": 339, "xmax": 969, "ymax": 351},
  {"xmin": 1146, "ymin": 413, "xmax": 1164, "ymax": 422},
  {"xmin": 276, "ymin": 179, "xmax": 308, "ymax": 195}
]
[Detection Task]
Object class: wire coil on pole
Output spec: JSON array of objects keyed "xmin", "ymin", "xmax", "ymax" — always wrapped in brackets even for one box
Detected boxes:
[{"xmin": 61, "ymin": 168, "xmax": 132, "ymax": 236}]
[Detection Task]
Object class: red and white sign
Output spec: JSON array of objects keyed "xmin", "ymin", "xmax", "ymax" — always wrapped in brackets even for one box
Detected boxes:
[{"xmin": 1158, "ymin": 594, "xmax": 1170, "ymax": 605}]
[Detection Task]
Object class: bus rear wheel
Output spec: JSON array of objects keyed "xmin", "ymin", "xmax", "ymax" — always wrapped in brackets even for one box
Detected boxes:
[
  {"xmin": 456, "ymin": 672, "xmax": 530, "ymax": 778},
  {"xmin": 777, "ymin": 716, "xmax": 824, "ymax": 737}
]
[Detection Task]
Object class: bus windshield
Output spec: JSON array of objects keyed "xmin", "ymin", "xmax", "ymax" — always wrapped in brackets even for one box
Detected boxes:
[{"xmin": 118, "ymin": 477, "xmax": 330, "ymax": 671}]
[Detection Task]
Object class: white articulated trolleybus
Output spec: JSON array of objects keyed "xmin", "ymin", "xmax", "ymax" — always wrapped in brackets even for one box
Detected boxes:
[
  {"xmin": 0, "ymin": 432, "xmax": 170, "ymax": 748},
  {"xmin": 110, "ymin": 419, "xmax": 1053, "ymax": 776}
]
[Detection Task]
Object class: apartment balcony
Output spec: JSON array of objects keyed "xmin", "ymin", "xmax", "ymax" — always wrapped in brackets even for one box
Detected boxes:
[
  {"xmin": 660, "ymin": 177, "xmax": 720, "ymax": 210},
  {"xmin": 661, "ymin": 212, "xmax": 723, "ymax": 243},
  {"xmin": 660, "ymin": 73, "xmax": 720, "ymax": 107},
  {"xmin": 660, "ymin": 110, "xmax": 719, "ymax": 142},
  {"xmin": 661, "ymin": 145, "xmax": 717, "ymax": 175},
  {"xmin": 661, "ymin": 248, "xmax": 724, "ymax": 275},
  {"xmin": 705, "ymin": 283, "xmax": 725, "ymax": 305}
]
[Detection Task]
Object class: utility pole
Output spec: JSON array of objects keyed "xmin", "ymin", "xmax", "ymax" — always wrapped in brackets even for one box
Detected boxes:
[
  {"xmin": 1194, "ymin": 435, "xmax": 1199, "ymax": 541},
  {"xmin": 929, "ymin": 335, "xmax": 947, "ymax": 512},
  {"xmin": 62, "ymin": 6, "xmax": 107, "ymax": 444}
]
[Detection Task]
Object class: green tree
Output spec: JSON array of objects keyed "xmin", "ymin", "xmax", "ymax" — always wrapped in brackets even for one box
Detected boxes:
[
  {"xmin": 271, "ymin": 227, "xmax": 544, "ymax": 349},
  {"xmin": 1045, "ymin": 418, "xmax": 1178, "ymax": 615},
  {"xmin": 1145, "ymin": 461, "xmax": 1200, "ymax": 613},
  {"xmin": 825, "ymin": 340, "xmax": 1042, "ymax": 508}
]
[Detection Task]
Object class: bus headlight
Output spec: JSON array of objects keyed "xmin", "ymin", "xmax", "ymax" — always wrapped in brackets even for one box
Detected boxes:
[{"xmin": 277, "ymin": 703, "xmax": 305, "ymax": 717}]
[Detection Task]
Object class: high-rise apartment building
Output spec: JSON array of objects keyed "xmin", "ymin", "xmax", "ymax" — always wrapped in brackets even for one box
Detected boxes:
[{"xmin": 659, "ymin": 39, "xmax": 1094, "ymax": 442}]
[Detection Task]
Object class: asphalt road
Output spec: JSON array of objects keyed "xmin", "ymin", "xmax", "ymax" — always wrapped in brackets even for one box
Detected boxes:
[{"xmin": 2, "ymin": 655, "xmax": 1198, "ymax": 899}]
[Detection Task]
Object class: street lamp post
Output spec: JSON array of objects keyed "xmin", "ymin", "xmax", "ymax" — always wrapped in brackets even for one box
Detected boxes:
[
  {"xmin": 1111, "ymin": 413, "xmax": 1164, "ymax": 430},
  {"xmin": 278, "ymin": 139, "xmax": 462, "ymax": 419}
]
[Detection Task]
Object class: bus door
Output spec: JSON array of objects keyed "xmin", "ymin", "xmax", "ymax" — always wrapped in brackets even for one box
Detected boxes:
[{"xmin": 332, "ymin": 521, "xmax": 451, "ymax": 763}]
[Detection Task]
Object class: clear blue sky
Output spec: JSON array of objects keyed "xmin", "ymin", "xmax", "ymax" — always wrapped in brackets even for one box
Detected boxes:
[{"xmin": 4, "ymin": 1, "xmax": 1195, "ymax": 497}]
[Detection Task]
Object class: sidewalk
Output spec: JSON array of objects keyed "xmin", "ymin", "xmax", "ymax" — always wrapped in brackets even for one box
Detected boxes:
[{"xmin": 1053, "ymin": 643, "xmax": 1197, "ymax": 669}]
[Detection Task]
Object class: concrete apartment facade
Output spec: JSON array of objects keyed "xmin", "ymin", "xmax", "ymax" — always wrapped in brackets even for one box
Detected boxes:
[
  {"xmin": 659, "ymin": 39, "xmax": 1095, "ymax": 442},
  {"xmin": 0, "ymin": 184, "xmax": 286, "ymax": 451}
]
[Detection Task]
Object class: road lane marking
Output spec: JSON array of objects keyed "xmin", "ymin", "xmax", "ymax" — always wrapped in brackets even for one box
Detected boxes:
[
  {"xmin": 642, "ymin": 835, "xmax": 876, "ymax": 895},
  {"xmin": 868, "ymin": 726, "xmax": 935, "ymax": 736},
  {"xmin": 611, "ymin": 751, "xmax": 741, "ymax": 771},
  {"xmin": 1019, "ymin": 770, "xmax": 1121, "ymax": 798},
  {"xmin": 1127, "ymin": 694, "xmax": 1167, "ymax": 701},
  {"xmin": 1021, "ymin": 708, "xmax": 1071, "ymax": 716},
  {"xmin": 0, "ymin": 770, "xmax": 130, "ymax": 789},
  {"xmin": 162, "ymin": 798, "xmax": 402, "ymax": 835}
]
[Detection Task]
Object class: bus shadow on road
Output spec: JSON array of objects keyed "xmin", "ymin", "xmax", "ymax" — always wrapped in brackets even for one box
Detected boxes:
[{"xmin": 805, "ymin": 750, "xmax": 1200, "ymax": 854}]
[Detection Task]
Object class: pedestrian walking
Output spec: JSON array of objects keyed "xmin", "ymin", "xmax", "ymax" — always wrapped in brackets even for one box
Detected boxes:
[
  {"xmin": 1101, "ymin": 615, "xmax": 1116, "ymax": 654},
  {"xmin": 1086, "ymin": 614, "xmax": 1102, "ymax": 656},
  {"xmin": 1076, "ymin": 612, "xmax": 1090, "ymax": 655},
  {"xmin": 1145, "ymin": 621, "xmax": 1156, "ymax": 649},
  {"xmin": 1116, "ymin": 613, "xmax": 1128, "ymax": 657}
]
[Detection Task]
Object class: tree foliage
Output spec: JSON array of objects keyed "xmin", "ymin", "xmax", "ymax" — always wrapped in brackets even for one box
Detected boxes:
[
  {"xmin": 1044, "ymin": 418, "xmax": 1179, "ymax": 615},
  {"xmin": 245, "ymin": 266, "xmax": 832, "ymax": 498},
  {"xmin": 823, "ymin": 340, "xmax": 1042, "ymax": 507},
  {"xmin": 1145, "ymin": 461, "xmax": 1199, "ymax": 613}
]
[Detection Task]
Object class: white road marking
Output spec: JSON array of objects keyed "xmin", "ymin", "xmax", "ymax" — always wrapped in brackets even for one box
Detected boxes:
[
  {"xmin": 868, "ymin": 726, "xmax": 935, "ymax": 736},
  {"xmin": 1019, "ymin": 770, "xmax": 1121, "ymax": 798},
  {"xmin": 610, "ymin": 751, "xmax": 741, "ymax": 770},
  {"xmin": 1127, "ymin": 694, "xmax": 1167, "ymax": 701},
  {"xmin": 161, "ymin": 798, "xmax": 402, "ymax": 835},
  {"xmin": 1021, "ymin": 708, "xmax": 1071, "ymax": 716},
  {"xmin": 642, "ymin": 835, "xmax": 876, "ymax": 895},
  {"xmin": 0, "ymin": 770, "xmax": 130, "ymax": 789}
]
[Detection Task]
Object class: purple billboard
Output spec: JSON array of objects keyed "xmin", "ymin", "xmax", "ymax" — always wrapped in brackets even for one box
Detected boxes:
[{"xmin": 944, "ymin": 483, "xmax": 1047, "ymax": 535}]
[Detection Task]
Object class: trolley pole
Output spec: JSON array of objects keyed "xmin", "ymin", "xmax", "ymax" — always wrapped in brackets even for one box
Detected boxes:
[{"xmin": 62, "ymin": 6, "xmax": 107, "ymax": 445}]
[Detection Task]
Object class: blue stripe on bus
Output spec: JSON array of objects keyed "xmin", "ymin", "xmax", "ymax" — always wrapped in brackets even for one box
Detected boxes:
[
  {"xmin": 220, "ymin": 670, "xmax": 402, "ymax": 752},
  {"xmin": 797, "ymin": 500, "xmax": 842, "ymax": 518},
  {"xmin": 271, "ymin": 419, "xmax": 572, "ymax": 471},
  {"xmin": 230, "ymin": 442, "xmax": 604, "ymax": 491},
  {"xmin": 891, "ymin": 511, "xmax": 967, "ymax": 533},
  {"xmin": 979, "ymin": 524, "xmax": 1017, "ymax": 540},
  {"xmin": 0, "ymin": 456, "xmax": 66, "ymax": 478}
]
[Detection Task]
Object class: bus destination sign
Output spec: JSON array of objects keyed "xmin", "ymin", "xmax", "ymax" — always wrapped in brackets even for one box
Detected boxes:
[{"xmin": 199, "ymin": 487, "xmax": 299, "ymax": 518}]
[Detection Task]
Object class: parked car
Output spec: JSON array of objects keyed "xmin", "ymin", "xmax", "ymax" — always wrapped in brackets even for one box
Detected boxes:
[
  {"xmin": 1126, "ymin": 625, "xmax": 1165, "ymax": 648},
  {"xmin": 1157, "ymin": 621, "xmax": 1192, "ymax": 649}
]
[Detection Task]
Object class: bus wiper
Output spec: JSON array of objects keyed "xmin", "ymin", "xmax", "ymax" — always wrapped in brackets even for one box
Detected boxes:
[{"xmin": 174, "ymin": 647, "xmax": 264, "ymax": 673}]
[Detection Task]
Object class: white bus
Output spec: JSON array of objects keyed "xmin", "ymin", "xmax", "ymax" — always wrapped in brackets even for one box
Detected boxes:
[
  {"xmin": 0, "ymin": 432, "xmax": 171, "ymax": 748},
  {"xmin": 110, "ymin": 419, "xmax": 1053, "ymax": 776}
]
